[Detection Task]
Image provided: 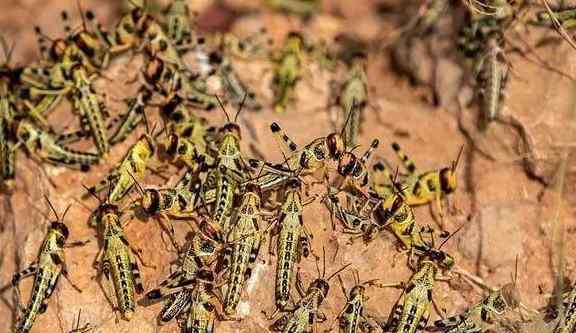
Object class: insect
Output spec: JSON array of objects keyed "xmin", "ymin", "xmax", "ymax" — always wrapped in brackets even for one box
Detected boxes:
[
  {"xmin": 389, "ymin": 142, "xmax": 463, "ymax": 227},
  {"xmin": 109, "ymin": 87, "xmax": 153, "ymax": 145},
  {"xmin": 208, "ymin": 103, "xmax": 250, "ymax": 230},
  {"xmin": 144, "ymin": 227, "xmax": 221, "ymax": 323},
  {"xmin": 183, "ymin": 267, "xmax": 222, "ymax": 333},
  {"xmin": 208, "ymin": 52, "xmax": 262, "ymax": 112},
  {"xmin": 332, "ymin": 53, "xmax": 369, "ymax": 149},
  {"xmin": 221, "ymin": 183, "xmax": 264, "ymax": 315},
  {"xmin": 16, "ymin": 120, "xmax": 100, "ymax": 170},
  {"xmin": 534, "ymin": 7, "xmax": 576, "ymax": 29},
  {"xmin": 268, "ymin": 253, "xmax": 350, "ymax": 333},
  {"xmin": 337, "ymin": 138, "xmax": 379, "ymax": 195},
  {"xmin": 0, "ymin": 37, "xmax": 18, "ymax": 191},
  {"xmin": 12, "ymin": 198, "xmax": 84, "ymax": 333},
  {"xmin": 268, "ymin": 177, "xmax": 311, "ymax": 310},
  {"xmin": 69, "ymin": 64, "xmax": 110, "ymax": 156},
  {"xmin": 271, "ymin": 32, "xmax": 304, "ymax": 113},
  {"xmin": 87, "ymin": 133, "xmax": 155, "ymax": 204},
  {"xmin": 381, "ymin": 251, "xmax": 451, "ymax": 333},
  {"xmin": 433, "ymin": 264, "xmax": 521, "ymax": 333},
  {"xmin": 142, "ymin": 54, "xmax": 218, "ymax": 110},
  {"xmin": 332, "ymin": 271, "xmax": 380, "ymax": 333},
  {"xmin": 163, "ymin": 0, "xmax": 195, "ymax": 49},
  {"xmin": 269, "ymin": 122, "xmax": 345, "ymax": 175},
  {"xmin": 474, "ymin": 36, "xmax": 508, "ymax": 130},
  {"xmin": 134, "ymin": 170, "xmax": 200, "ymax": 219},
  {"xmin": 85, "ymin": 190, "xmax": 146, "ymax": 321},
  {"xmin": 264, "ymin": 0, "xmax": 320, "ymax": 18}
]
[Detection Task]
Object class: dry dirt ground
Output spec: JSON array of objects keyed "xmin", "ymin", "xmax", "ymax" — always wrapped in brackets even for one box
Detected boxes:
[{"xmin": 0, "ymin": 0, "xmax": 575, "ymax": 332}]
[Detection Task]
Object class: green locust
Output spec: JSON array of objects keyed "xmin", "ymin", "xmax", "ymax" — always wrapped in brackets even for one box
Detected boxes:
[
  {"xmin": 268, "ymin": 255, "xmax": 350, "ymax": 333},
  {"xmin": 380, "ymin": 252, "xmax": 450, "ymax": 333},
  {"xmin": 16, "ymin": 120, "xmax": 100, "ymax": 170},
  {"xmin": 13, "ymin": 198, "xmax": 84, "ymax": 333},
  {"xmin": 222, "ymin": 183, "xmax": 264, "ymax": 315},
  {"xmin": 164, "ymin": 0, "xmax": 195, "ymax": 49},
  {"xmin": 87, "ymin": 192, "xmax": 146, "ymax": 321},
  {"xmin": 109, "ymin": 87, "xmax": 152, "ymax": 145},
  {"xmin": 88, "ymin": 133, "xmax": 155, "ymax": 204},
  {"xmin": 272, "ymin": 32, "xmax": 304, "ymax": 113},
  {"xmin": 474, "ymin": 36, "xmax": 508, "ymax": 130},
  {"xmin": 333, "ymin": 54, "xmax": 369, "ymax": 149},
  {"xmin": 269, "ymin": 177, "xmax": 311, "ymax": 310}
]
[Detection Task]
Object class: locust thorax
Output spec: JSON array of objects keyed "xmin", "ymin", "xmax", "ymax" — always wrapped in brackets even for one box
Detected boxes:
[
  {"xmin": 143, "ymin": 56, "xmax": 164, "ymax": 86},
  {"xmin": 286, "ymin": 177, "xmax": 302, "ymax": 192},
  {"xmin": 310, "ymin": 278, "xmax": 330, "ymax": 302},
  {"xmin": 326, "ymin": 133, "xmax": 344, "ymax": 160},
  {"xmin": 338, "ymin": 152, "xmax": 356, "ymax": 177},
  {"xmin": 50, "ymin": 222, "xmax": 70, "ymax": 241},
  {"xmin": 439, "ymin": 168, "xmax": 456, "ymax": 195},
  {"xmin": 49, "ymin": 39, "xmax": 68, "ymax": 62},
  {"xmin": 349, "ymin": 285, "xmax": 366, "ymax": 299},
  {"xmin": 142, "ymin": 188, "xmax": 160, "ymax": 214},
  {"xmin": 220, "ymin": 122, "xmax": 241, "ymax": 140}
]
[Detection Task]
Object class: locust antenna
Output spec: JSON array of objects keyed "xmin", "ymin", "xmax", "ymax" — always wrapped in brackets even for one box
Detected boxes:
[
  {"xmin": 82, "ymin": 184, "xmax": 102, "ymax": 204},
  {"xmin": 451, "ymin": 145, "xmax": 465, "ymax": 172},
  {"xmin": 44, "ymin": 195, "xmax": 60, "ymax": 221},
  {"xmin": 61, "ymin": 204, "xmax": 73, "ymax": 221},
  {"xmin": 438, "ymin": 224, "xmax": 465, "ymax": 250},
  {"xmin": 215, "ymin": 95, "xmax": 231, "ymax": 124},
  {"xmin": 326, "ymin": 263, "xmax": 352, "ymax": 282},
  {"xmin": 234, "ymin": 92, "xmax": 248, "ymax": 123},
  {"xmin": 128, "ymin": 171, "xmax": 146, "ymax": 198},
  {"xmin": 76, "ymin": 0, "xmax": 88, "ymax": 32}
]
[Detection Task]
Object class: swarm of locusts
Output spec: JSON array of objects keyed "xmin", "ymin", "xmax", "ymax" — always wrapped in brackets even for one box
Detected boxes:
[{"xmin": 2, "ymin": 1, "xmax": 575, "ymax": 333}]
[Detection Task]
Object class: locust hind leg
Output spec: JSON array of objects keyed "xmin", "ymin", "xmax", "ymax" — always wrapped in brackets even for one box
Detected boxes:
[{"xmin": 11, "ymin": 263, "xmax": 38, "ymax": 311}]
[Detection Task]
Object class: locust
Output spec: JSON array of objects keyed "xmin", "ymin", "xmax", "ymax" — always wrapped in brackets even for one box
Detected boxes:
[
  {"xmin": 272, "ymin": 32, "xmax": 304, "ymax": 113},
  {"xmin": 16, "ymin": 120, "xmax": 100, "ymax": 170},
  {"xmin": 268, "ymin": 253, "xmax": 350, "ymax": 333},
  {"xmin": 86, "ymin": 190, "xmax": 146, "ymax": 321},
  {"xmin": 269, "ymin": 121, "xmax": 345, "ymax": 175},
  {"xmin": 370, "ymin": 161, "xmax": 455, "ymax": 268},
  {"xmin": 268, "ymin": 176, "xmax": 311, "ymax": 310},
  {"xmin": 87, "ymin": 133, "xmax": 155, "ymax": 204},
  {"xmin": 142, "ymin": 54, "xmax": 218, "ymax": 110},
  {"xmin": 333, "ymin": 53, "xmax": 369, "ymax": 149},
  {"xmin": 109, "ymin": 87, "xmax": 152, "ymax": 145},
  {"xmin": 332, "ymin": 271, "xmax": 380, "ymax": 333},
  {"xmin": 337, "ymin": 138, "xmax": 379, "ymax": 196},
  {"xmin": 12, "ymin": 198, "xmax": 84, "ymax": 333},
  {"xmin": 389, "ymin": 142, "xmax": 463, "ymax": 228},
  {"xmin": 209, "ymin": 51, "xmax": 262, "ymax": 112},
  {"xmin": 380, "ymin": 251, "xmax": 452, "ymax": 333},
  {"xmin": 264, "ymin": 0, "xmax": 320, "ymax": 18},
  {"xmin": 0, "ymin": 37, "xmax": 18, "ymax": 191},
  {"xmin": 69, "ymin": 64, "xmax": 110, "ymax": 157},
  {"xmin": 208, "ymin": 104, "xmax": 251, "ymax": 230},
  {"xmin": 134, "ymin": 170, "xmax": 200, "ymax": 219},
  {"xmin": 474, "ymin": 36, "xmax": 508, "ymax": 130},
  {"xmin": 433, "ymin": 263, "xmax": 522, "ymax": 333},
  {"xmin": 221, "ymin": 183, "xmax": 264, "ymax": 315},
  {"xmin": 183, "ymin": 267, "xmax": 222, "ymax": 333},
  {"xmin": 144, "ymin": 226, "xmax": 221, "ymax": 323},
  {"xmin": 534, "ymin": 7, "xmax": 576, "ymax": 30},
  {"xmin": 163, "ymin": 0, "xmax": 195, "ymax": 49}
]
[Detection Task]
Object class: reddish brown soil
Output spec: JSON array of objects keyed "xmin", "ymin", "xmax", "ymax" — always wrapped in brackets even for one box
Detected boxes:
[{"xmin": 0, "ymin": 1, "xmax": 575, "ymax": 333}]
